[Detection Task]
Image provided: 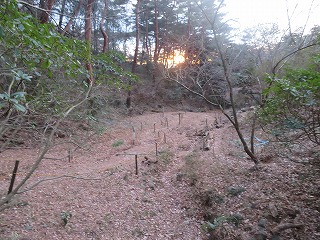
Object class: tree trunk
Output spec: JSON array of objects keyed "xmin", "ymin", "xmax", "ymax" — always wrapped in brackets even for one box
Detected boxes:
[
  {"xmin": 198, "ymin": 0, "xmax": 258, "ymax": 164},
  {"xmin": 39, "ymin": 0, "xmax": 56, "ymax": 24},
  {"xmin": 61, "ymin": 0, "xmax": 83, "ymax": 36},
  {"xmin": 144, "ymin": 10, "xmax": 150, "ymax": 60},
  {"xmin": 93, "ymin": 8, "xmax": 98, "ymax": 53},
  {"xmin": 131, "ymin": 0, "xmax": 140, "ymax": 74},
  {"xmin": 127, "ymin": 0, "xmax": 141, "ymax": 109},
  {"xmin": 85, "ymin": 0, "xmax": 94, "ymax": 86},
  {"xmin": 185, "ymin": 6, "xmax": 192, "ymax": 65},
  {"xmin": 58, "ymin": 0, "xmax": 66, "ymax": 29},
  {"xmin": 100, "ymin": 0, "xmax": 108, "ymax": 53},
  {"xmin": 153, "ymin": 0, "xmax": 159, "ymax": 63},
  {"xmin": 152, "ymin": 0, "xmax": 159, "ymax": 83}
]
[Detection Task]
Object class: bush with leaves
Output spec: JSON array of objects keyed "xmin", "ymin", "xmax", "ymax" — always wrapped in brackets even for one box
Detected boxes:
[
  {"xmin": 0, "ymin": 1, "xmax": 136, "ymax": 210},
  {"xmin": 0, "ymin": 1, "xmax": 88, "ymax": 120},
  {"xmin": 0, "ymin": 1, "xmax": 135, "ymax": 150},
  {"xmin": 261, "ymin": 58, "xmax": 320, "ymax": 145}
]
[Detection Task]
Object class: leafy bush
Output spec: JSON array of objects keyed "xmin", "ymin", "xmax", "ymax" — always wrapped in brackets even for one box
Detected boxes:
[
  {"xmin": 0, "ymin": 1, "xmax": 88, "ymax": 116},
  {"xmin": 0, "ymin": 2, "xmax": 136, "ymax": 151},
  {"xmin": 261, "ymin": 60, "xmax": 320, "ymax": 145}
]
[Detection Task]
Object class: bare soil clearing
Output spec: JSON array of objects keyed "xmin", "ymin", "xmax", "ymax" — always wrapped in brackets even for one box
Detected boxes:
[{"xmin": 0, "ymin": 111, "xmax": 319, "ymax": 240}]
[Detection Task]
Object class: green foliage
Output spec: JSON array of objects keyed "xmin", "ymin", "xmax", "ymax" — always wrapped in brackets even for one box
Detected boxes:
[
  {"xmin": 202, "ymin": 214, "xmax": 243, "ymax": 232},
  {"xmin": 60, "ymin": 211, "xmax": 72, "ymax": 226},
  {"xmin": 0, "ymin": 1, "xmax": 137, "ymax": 152},
  {"xmin": 112, "ymin": 139, "xmax": 124, "ymax": 147},
  {"xmin": 0, "ymin": 1, "xmax": 89, "ymax": 116},
  {"xmin": 261, "ymin": 59, "xmax": 320, "ymax": 144},
  {"xmin": 158, "ymin": 149, "xmax": 174, "ymax": 164},
  {"xmin": 227, "ymin": 186, "xmax": 246, "ymax": 197},
  {"xmin": 0, "ymin": 1, "xmax": 135, "ymax": 112},
  {"xmin": 93, "ymin": 51, "xmax": 138, "ymax": 89}
]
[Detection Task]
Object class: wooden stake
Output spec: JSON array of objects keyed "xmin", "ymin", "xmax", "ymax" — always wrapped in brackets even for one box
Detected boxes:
[
  {"xmin": 135, "ymin": 154, "xmax": 138, "ymax": 175},
  {"xmin": 155, "ymin": 142, "xmax": 158, "ymax": 156},
  {"xmin": 153, "ymin": 123, "xmax": 156, "ymax": 133},
  {"xmin": 8, "ymin": 160, "xmax": 19, "ymax": 195},
  {"xmin": 165, "ymin": 117, "xmax": 168, "ymax": 127},
  {"xmin": 132, "ymin": 126, "xmax": 136, "ymax": 145},
  {"xmin": 178, "ymin": 113, "xmax": 181, "ymax": 125},
  {"xmin": 140, "ymin": 122, "xmax": 143, "ymax": 131},
  {"xmin": 164, "ymin": 133, "xmax": 166, "ymax": 143},
  {"xmin": 68, "ymin": 149, "xmax": 72, "ymax": 162}
]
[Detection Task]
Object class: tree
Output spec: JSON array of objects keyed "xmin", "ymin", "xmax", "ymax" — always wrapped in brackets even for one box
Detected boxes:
[
  {"xmin": 61, "ymin": 0, "xmax": 83, "ymax": 36},
  {"xmin": 0, "ymin": 1, "xmax": 92, "ymax": 209},
  {"xmin": 100, "ymin": 0, "xmax": 109, "ymax": 53},
  {"xmin": 0, "ymin": 0, "xmax": 135, "ymax": 210},
  {"xmin": 261, "ymin": 51, "xmax": 320, "ymax": 147},
  {"xmin": 125, "ymin": 0, "xmax": 141, "ymax": 110},
  {"xmin": 85, "ymin": 0, "xmax": 94, "ymax": 86},
  {"xmin": 58, "ymin": 0, "xmax": 67, "ymax": 29},
  {"xmin": 163, "ymin": 0, "xmax": 259, "ymax": 163},
  {"xmin": 39, "ymin": 0, "xmax": 56, "ymax": 23}
]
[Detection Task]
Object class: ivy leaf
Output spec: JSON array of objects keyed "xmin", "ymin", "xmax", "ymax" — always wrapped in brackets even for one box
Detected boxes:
[
  {"xmin": 13, "ymin": 102, "xmax": 26, "ymax": 112},
  {"xmin": 11, "ymin": 91, "xmax": 26, "ymax": 100},
  {"xmin": 34, "ymin": 71, "xmax": 41, "ymax": 77},
  {"xmin": 41, "ymin": 59, "xmax": 52, "ymax": 69},
  {"xmin": 17, "ymin": 23, "xmax": 25, "ymax": 31},
  {"xmin": 12, "ymin": 70, "xmax": 33, "ymax": 81},
  {"xmin": 8, "ymin": 98, "xmax": 18, "ymax": 104},
  {"xmin": 0, "ymin": 92, "xmax": 10, "ymax": 100},
  {"xmin": 47, "ymin": 69, "xmax": 53, "ymax": 78}
]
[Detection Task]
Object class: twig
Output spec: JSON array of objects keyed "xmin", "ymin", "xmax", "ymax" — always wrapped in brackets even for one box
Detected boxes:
[
  {"xmin": 17, "ymin": 174, "xmax": 101, "ymax": 194},
  {"xmin": 271, "ymin": 223, "xmax": 304, "ymax": 236},
  {"xmin": 17, "ymin": 1, "xmax": 118, "ymax": 21}
]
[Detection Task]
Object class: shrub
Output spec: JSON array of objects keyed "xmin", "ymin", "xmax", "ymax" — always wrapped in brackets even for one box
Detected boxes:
[{"xmin": 261, "ymin": 62, "xmax": 320, "ymax": 146}]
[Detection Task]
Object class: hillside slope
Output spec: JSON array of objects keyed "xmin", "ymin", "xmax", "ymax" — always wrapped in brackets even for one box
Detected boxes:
[{"xmin": 0, "ymin": 111, "xmax": 319, "ymax": 240}]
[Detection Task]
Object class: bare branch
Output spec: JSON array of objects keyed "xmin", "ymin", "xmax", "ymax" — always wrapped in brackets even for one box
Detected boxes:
[
  {"xmin": 0, "ymin": 83, "xmax": 92, "ymax": 209},
  {"xmin": 272, "ymin": 223, "xmax": 304, "ymax": 236},
  {"xmin": 17, "ymin": 174, "xmax": 101, "ymax": 194},
  {"xmin": 272, "ymin": 43, "xmax": 317, "ymax": 74},
  {"xmin": 17, "ymin": 1, "xmax": 117, "ymax": 22},
  {"xmin": 171, "ymin": 72, "xmax": 219, "ymax": 107}
]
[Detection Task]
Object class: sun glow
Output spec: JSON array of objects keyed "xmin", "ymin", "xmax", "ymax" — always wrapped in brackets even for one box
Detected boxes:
[{"xmin": 166, "ymin": 50, "xmax": 185, "ymax": 67}]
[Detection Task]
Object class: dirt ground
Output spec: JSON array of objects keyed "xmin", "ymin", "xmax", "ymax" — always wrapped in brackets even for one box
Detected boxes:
[{"xmin": 0, "ymin": 110, "xmax": 319, "ymax": 240}]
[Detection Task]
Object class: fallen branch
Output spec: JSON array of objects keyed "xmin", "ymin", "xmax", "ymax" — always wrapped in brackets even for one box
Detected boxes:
[
  {"xmin": 271, "ymin": 223, "xmax": 304, "ymax": 236},
  {"xmin": 17, "ymin": 174, "xmax": 101, "ymax": 194}
]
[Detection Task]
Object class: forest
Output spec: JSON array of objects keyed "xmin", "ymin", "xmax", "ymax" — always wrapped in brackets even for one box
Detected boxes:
[{"xmin": 0, "ymin": 0, "xmax": 319, "ymax": 239}]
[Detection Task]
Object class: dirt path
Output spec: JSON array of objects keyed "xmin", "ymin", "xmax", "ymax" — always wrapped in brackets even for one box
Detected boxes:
[
  {"xmin": 0, "ymin": 111, "xmax": 223, "ymax": 239},
  {"xmin": 2, "ymin": 110, "xmax": 318, "ymax": 240}
]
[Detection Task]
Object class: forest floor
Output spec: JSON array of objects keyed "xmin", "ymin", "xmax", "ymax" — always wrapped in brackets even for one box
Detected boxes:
[{"xmin": 0, "ymin": 110, "xmax": 319, "ymax": 240}]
